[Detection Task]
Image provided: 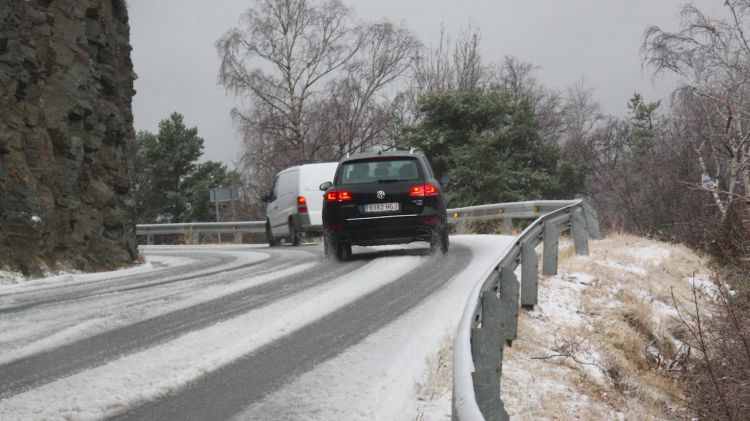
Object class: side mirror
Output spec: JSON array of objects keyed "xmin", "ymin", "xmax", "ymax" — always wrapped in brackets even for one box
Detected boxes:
[{"xmin": 319, "ymin": 181, "xmax": 333, "ymax": 191}]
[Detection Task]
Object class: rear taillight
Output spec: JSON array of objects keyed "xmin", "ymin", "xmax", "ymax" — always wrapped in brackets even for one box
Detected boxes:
[
  {"xmin": 325, "ymin": 190, "xmax": 353, "ymax": 202},
  {"xmin": 297, "ymin": 196, "xmax": 308, "ymax": 213},
  {"xmin": 423, "ymin": 217, "xmax": 438, "ymax": 225},
  {"xmin": 409, "ymin": 184, "xmax": 439, "ymax": 197}
]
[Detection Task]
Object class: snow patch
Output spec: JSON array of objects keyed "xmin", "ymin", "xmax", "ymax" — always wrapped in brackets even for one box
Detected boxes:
[
  {"xmin": 0, "ymin": 270, "xmax": 26, "ymax": 286},
  {"xmin": 601, "ymin": 260, "xmax": 648, "ymax": 276},
  {"xmin": 687, "ymin": 274, "xmax": 718, "ymax": 298},
  {"xmin": 532, "ymin": 273, "xmax": 589, "ymax": 326},
  {"xmin": 626, "ymin": 244, "xmax": 670, "ymax": 264}
]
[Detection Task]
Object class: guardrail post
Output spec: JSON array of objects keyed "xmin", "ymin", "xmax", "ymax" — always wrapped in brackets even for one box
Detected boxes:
[
  {"xmin": 233, "ymin": 226, "xmax": 241, "ymax": 244},
  {"xmin": 581, "ymin": 200, "xmax": 602, "ymax": 239},
  {"xmin": 499, "ymin": 267, "xmax": 519, "ymax": 344},
  {"xmin": 502, "ymin": 218, "xmax": 512, "ymax": 235},
  {"xmin": 147, "ymin": 233, "xmax": 153, "ymax": 245},
  {"xmin": 571, "ymin": 207, "xmax": 589, "ymax": 256},
  {"xmin": 470, "ymin": 292, "xmax": 510, "ymax": 421},
  {"xmin": 543, "ymin": 222, "xmax": 559, "ymax": 276},
  {"xmin": 520, "ymin": 242, "xmax": 538, "ymax": 309}
]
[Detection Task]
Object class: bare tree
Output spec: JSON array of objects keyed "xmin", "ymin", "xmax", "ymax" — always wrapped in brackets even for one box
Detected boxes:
[
  {"xmin": 312, "ymin": 21, "xmax": 420, "ymax": 157},
  {"xmin": 217, "ymin": 0, "xmax": 360, "ymax": 162},
  {"xmin": 453, "ymin": 21, "xmax": 484, "ymax": 91},
  {"xmin": 218, "ymin": 0, "xmax": 418, "ymax": 212},
  {"xmin": 561, "ymin": 77, "xmax": 604, "ymax": 151},
  {"xmin": 643, "ymin": 1, "xmax": 750, "ymax": 220},
  {"xmin": 492, "ymin": 56, "xmax": 564, "ymax": 143},
  {"xmin": 412, "ymin": 25, "xmax": 455, "ymax": 96},
  {"xmin": 411, "ymin": 22, "xmax": 489, "ymax": 97}
]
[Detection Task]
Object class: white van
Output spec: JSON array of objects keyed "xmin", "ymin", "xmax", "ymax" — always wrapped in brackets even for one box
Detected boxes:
[{"xmin": 264, "ymin": 162, "xmax": 339, "ymax": 246}]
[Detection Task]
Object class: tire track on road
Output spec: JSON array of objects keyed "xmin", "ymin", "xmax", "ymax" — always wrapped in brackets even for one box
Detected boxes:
[
  {"xmin": 115, "ymin": 245, "xmax": 470, "ymax": 420},
  {"xmin": 0, "ymin": 252, "xmax": 241, "ymax": 313}
]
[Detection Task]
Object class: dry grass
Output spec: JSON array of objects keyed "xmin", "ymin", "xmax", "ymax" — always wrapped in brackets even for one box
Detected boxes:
[{"xmin": 500, "ymin": 233, "xmax": 711, "ymax": 420}]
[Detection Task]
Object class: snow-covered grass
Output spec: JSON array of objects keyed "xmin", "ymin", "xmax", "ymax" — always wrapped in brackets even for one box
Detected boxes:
[
  {"xmin": 499, "ymin": 233, "xmax": 713, "ymax": 420},
  {"xmin": 0, "ymin": 270, "xmax": 25, "ymax": 286}
]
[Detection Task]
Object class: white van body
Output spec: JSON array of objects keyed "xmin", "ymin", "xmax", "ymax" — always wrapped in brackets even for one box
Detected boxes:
[{"xmin": 265, "ymin": 162, "xmax": 338, "ymax": 244}]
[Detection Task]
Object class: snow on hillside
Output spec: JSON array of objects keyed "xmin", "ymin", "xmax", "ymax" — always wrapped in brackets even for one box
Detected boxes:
[
  {"xmin": 414, "ymin": 233, "xmax": 714, "ymax": 420},
  {"xmin": 499, "ymin": 233, "xmax": 713, "ymax": 420}
]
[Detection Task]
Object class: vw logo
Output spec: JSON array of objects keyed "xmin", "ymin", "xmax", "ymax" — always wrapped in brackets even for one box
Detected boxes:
[{"xmin": 376, "ymin": 190, "xmax": 385, "ymax": 200}]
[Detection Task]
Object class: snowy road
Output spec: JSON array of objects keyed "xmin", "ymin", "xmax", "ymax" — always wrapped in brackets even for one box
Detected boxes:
[{"xmin": 0, "ymin": 236, "xmax": 514, "ymax": 420}]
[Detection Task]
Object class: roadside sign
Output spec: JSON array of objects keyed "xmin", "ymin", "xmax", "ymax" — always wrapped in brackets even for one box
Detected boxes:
[
  {"xmin": 209, "ymin": 187, "xmax": 238, "ymax": 203},
  {"xmin": 209, "ymin": 187, "xmax": 240, "ymax": 224}
]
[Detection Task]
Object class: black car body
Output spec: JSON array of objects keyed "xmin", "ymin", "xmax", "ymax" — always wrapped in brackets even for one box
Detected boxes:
[{"xmin": 320, "ymin": 150, "xmax": 449, "ymax": 260}]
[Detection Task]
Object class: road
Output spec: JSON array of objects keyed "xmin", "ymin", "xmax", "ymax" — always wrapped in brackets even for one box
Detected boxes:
[{"xmin": 0, "ymin": 236, "xmax": 513, "ymax": 420}]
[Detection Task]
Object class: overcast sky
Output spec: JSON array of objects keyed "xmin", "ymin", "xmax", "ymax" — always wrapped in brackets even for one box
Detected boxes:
[{"xmin": 128, "ymin": 0, "xmax": 727, "ymax": 167}]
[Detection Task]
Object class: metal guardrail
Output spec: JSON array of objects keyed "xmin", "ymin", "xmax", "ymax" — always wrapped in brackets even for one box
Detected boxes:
[
  {"xmin": 136, "ymin": 221, "xmax": 265, "ymax": 244},
  {"xmin": 135, "ymin": 200, "xmax": 601, "ymax": 245},
  {"xmin": 452, "ymin": 199, "xmax": 601, "ymax": 421},
  {"xmin": 447, "ymin": 200, "xmax": 601, "ymax": 237}
]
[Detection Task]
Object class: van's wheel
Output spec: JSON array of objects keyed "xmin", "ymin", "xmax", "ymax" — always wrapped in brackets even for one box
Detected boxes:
[
  {"xmin": 266, "ymin": 221, "xmax": 278, "ymax": 247},
  {"xmin": 430, "ymin": 226, "xmax": 448, "ymax": 254},
  {"xmin": 289, "ymin": 220, "xmax": 300, "ymax": 246}
]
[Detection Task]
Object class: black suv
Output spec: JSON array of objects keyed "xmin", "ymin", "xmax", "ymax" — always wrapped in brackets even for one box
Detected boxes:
[{"xmin": 319, "ymin": 150, "xmax": 449, "ymax": 261}]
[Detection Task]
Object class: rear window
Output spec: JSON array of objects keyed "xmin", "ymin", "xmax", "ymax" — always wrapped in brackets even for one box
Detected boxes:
[{"xmin": 338, "ymin": 158, "xmax": 422, "ymax": 185}]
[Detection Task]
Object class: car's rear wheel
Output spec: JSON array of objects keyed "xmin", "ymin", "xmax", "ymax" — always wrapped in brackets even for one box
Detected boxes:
[
  {"xmin": 324, "ymin": 229, "xmax": 350, "ymax": 261},
  {"xmin": 289, "ymin": 220, "xmax": 301, "ymax": 246},
  {"xmin": 266, "ymin": 221, "xmax": 278, "ymax": 247},
  {"xmin": 430, "ymin": 226, "xmax": 449, "ymax": 254},
  {"xmin": 341, "ymin": 243, "xmax": 352, "ymax": 260}
]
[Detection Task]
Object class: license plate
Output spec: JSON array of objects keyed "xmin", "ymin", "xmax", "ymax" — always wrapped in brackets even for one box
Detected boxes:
[{"xmin": 364, "ymin": 202, "xmax": 400, "ymax": 213}]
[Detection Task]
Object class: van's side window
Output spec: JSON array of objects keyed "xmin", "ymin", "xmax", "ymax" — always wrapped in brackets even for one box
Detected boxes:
[
  {"xmin": 278, "ymin": 170, "xmax": 296, "ymax": 197},
  {"xmin": 270, "ymin": 178, "xmax": 279, "ymax": 201}
]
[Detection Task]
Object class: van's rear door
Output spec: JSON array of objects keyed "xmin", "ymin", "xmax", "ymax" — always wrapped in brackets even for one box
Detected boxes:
[{"xmin": 300, "ymin": 163, "xmax": 338, "ymax": 226}]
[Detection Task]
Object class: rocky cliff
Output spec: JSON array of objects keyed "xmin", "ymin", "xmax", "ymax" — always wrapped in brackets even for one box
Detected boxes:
[{"xmin": 0, "ymin": 0, "xmax": 138, "ymax": 276}]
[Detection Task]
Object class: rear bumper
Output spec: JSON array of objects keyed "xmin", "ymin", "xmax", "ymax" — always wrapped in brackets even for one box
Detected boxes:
[{"xmin": 330, "ymin": 214, "xmax": 442, "ymax": 246}]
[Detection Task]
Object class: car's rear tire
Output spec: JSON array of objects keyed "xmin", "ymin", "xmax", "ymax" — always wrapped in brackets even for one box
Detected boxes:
[
  {"xmin": 324, "ymin": 229, "xmax": 350, "ymax": 261},
  {"xmin": 341, "ymin": 243, "xmax": 352, "ymax": 260},
  {"xmin": 441, "ymin": 227, "xmax": 450, "ymax": 253},
  {"xmin": 430, "ymin": 226, "xmax": 449, "ymax": 254},
  {"xmin": 289, "ymin": 220, "xmax": 300, "ymax": 246},
  {"xmin": 266, "ymin": 221, "xmax": 278, "ymax": 247}
]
